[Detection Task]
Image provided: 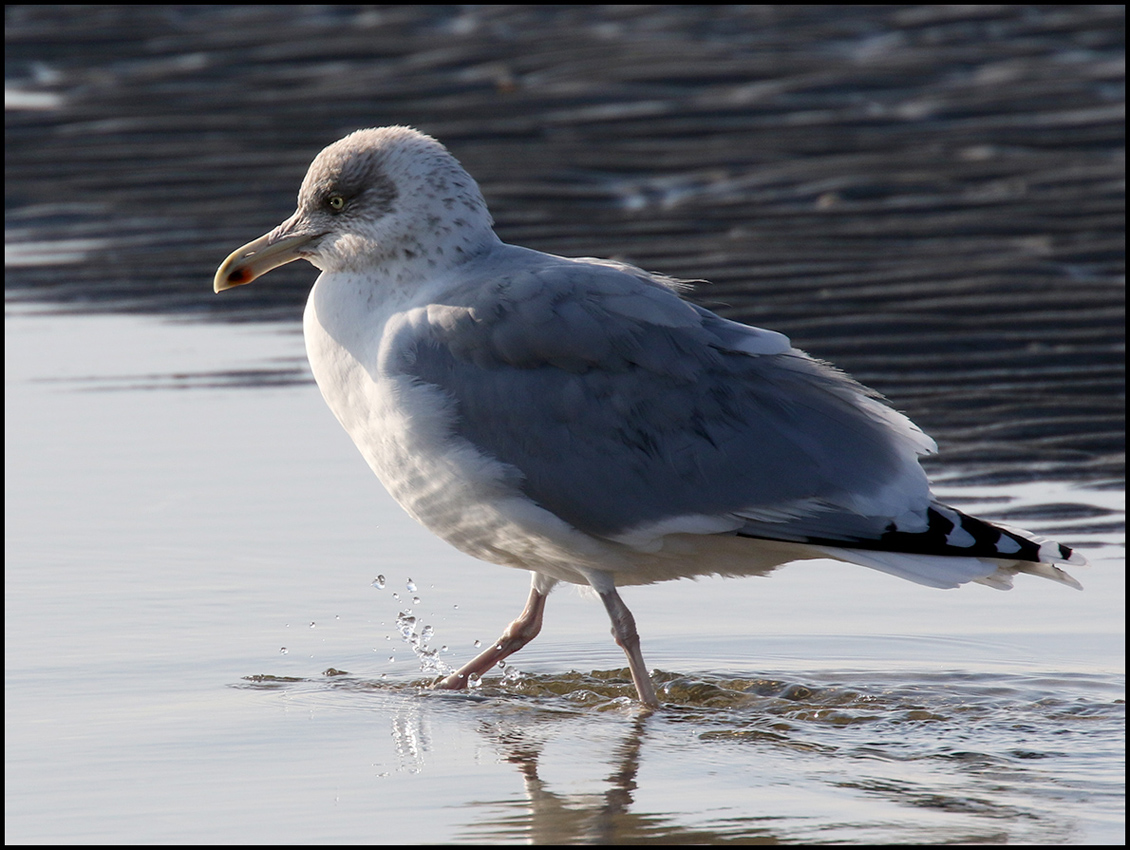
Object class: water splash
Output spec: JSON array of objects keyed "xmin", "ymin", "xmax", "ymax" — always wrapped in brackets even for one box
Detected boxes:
[
  {"xmin": 499, "ymin": 659, "xmax": 526, "ymax": 686},
  {"xmin": 393, "ymin": 610, "xmax": 452, "ymax": 676},
  {"xmin": 388, "ymin": 580, "xmax": 453, "ymax": 679}
]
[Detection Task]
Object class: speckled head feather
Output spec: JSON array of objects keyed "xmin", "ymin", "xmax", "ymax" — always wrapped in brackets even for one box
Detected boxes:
[{"xmin": 290, "ymin": 127, "xmax": 497, "ymax": 275}]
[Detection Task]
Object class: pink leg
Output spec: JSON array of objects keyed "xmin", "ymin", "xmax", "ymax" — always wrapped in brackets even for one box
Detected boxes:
[
  {"xmin": 436, "ymin": 575, "xmax": 553, "ymax": 690},
  {"xmin": 596, "ymin": 585, "xmax": 660, "ymax": 708}
]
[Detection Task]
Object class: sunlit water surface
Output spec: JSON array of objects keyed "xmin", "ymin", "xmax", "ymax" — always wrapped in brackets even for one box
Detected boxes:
[{"xmin": 5, "ymin": 310, "xmax": 1123, "ymax": 844}]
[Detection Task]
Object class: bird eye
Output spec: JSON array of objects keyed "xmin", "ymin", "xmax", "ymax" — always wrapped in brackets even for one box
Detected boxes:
[{"xmin": 327, "ymin": 195, "xmax": 346, "ymax": 212}]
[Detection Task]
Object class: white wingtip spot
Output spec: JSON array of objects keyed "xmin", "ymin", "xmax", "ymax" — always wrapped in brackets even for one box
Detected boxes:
[
  {"xmin": 944, "ymin": 523, "xmax": 977, "ymax": 549},
  {"xmin": 995, "ymin": 535, "xmax": 1022, "ymax": 555}
]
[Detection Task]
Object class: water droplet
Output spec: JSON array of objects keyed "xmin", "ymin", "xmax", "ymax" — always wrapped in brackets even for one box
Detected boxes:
[
  {"xmin": 373, "ymin": 575, "xmax": 386, "ymax": 589},
  {"xmin": 309, "ymin": 622, "xmax": 316, "ymax": 629},
  {"xmin": 279, "ymin": 647, "xmax": 288, "ymax": 655},
  {"xmin": 412, "ymin": 596, "xmax": 421, "ymax": 605},
  {"xmin": 398, "ymin": 614, "xmax": 417, "ymax": 631},
  {"xmin": 406, "ymin": 578, "xmax": 417, "ymax": 592},
  {"xmin": 386, "ymin": 596, "xmax": 455, "ymax": 679},
  {"xmin": 473, "ymin": 639, "xmax": 482, "ymax": 648},
  {"xmin": 440, "ymin": 645, "xmax": 448, "ymax": 653}
]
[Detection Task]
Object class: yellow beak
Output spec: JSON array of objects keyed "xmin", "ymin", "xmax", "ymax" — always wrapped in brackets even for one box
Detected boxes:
[{"xmin": 213, "ymin": 230, "xmax": 318, "ymax": 293}]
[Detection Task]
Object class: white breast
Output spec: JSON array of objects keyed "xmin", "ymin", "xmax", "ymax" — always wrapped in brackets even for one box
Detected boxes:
[{"xmin": 301, "ymin": 270, "xmax": 614, "ymax": 584}]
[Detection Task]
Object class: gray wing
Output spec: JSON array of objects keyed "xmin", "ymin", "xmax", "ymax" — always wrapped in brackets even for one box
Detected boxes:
[{"xmin": 394, "ymin": 245, "xmax": 937, "ymax": 545}]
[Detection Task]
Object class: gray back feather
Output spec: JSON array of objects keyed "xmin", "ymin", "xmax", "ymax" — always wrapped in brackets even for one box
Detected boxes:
[{"xmin": 393, "ymin": 244, "xmax": 933, "ymax": 542}]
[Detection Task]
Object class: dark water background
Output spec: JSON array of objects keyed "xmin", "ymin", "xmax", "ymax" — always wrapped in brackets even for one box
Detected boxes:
[{"xmin": 6, "ymin": 4, "xmax": 1124, "ymax": 482}]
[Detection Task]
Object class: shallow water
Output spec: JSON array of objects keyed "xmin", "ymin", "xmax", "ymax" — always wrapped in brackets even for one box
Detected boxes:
[
  {"xmin": 4, "ymin": 8, "xmax": 1124, "ymax": 840},
  {"xmin": 5, "ymin": 309, "xmax": 1123, "ymax": 843}
]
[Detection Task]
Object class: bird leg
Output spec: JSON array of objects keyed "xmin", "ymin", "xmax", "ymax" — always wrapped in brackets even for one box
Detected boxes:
[
  {"xmin": 435, "ymin": 575, "xmax": 554, "ymax": 690},
  {"xmin": 594, "ymin": 583, "xmax": 660, "ymax": 708}
]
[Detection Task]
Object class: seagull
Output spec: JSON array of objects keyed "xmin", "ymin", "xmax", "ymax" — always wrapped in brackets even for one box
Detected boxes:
[{"xmin": 215, "ymin": 126, "xmax": 1083, "ymax": 708}]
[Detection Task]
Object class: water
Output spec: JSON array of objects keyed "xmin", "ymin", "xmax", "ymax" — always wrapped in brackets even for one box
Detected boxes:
[
  {"xmin": 5, "ymin": 309, "xmax": 1123, "ymax": 843},
  {"xmin": 4, "ymin": 6, "xmax": 1123, "ymax": 842}
]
